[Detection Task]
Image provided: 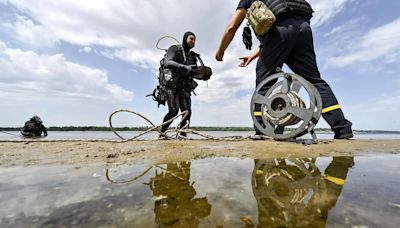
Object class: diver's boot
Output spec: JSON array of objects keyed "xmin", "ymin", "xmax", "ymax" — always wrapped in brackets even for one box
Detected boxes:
[
  {"xmin": 155, "ymin": 132, "xmax": 167, "ymax": 140},
  {"xmin": 177, "ymin": 132, "xmax": 188, "ymax": 140},
  {"xmin": 334, "ymin": 127, "xmax": 354, "ymax": 140}
]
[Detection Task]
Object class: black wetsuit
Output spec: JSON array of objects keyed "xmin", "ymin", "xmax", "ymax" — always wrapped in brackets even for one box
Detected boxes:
[
  {"xmin": 238, "ymin": 0, "xmax": 352, "ymax": 137},
  {"xmin": 21, "ymin": 121, "xmax": 48, "ymax": 137},
  {"xmin": 160, "ymin": 32, "xmax": 198, "ymax": 136}
]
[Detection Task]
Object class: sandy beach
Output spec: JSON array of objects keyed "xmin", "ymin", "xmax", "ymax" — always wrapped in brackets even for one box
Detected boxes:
[{"xmin": 1, "ymin": 139, "xmax": 400, "ymax": 167}]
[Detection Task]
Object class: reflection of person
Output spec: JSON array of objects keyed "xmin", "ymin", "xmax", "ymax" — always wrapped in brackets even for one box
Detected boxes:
[
  {"xmin": 149, "ymin": 162, "xmax": 211, "ymax": 227},
  {"xmin": 21, "ymin": 116, "xmax": 48, "ymax": 137},
  {"xmin": 216, "ymin": 0, "xmax": 353, "ymax": 139},
  {"xmin": 251, "ymin": 157, "xmax": 354, "ymax": 227},
  {"xmin": 160, "ymin": 32, "xmax": 200, "ymax": 138},
  {"xmin": 322, "ymin": 157, "xmax": 354, "ymax": 212}
]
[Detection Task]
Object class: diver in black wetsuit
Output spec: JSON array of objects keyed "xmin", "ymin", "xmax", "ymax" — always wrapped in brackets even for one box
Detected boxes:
[
  {"xmin": 160, "ymin": 32, "xmax": 200, "ymax": 137},
  {"xmin": 21, "ymin": 116, "xmax": 48, "ymax": 137}
]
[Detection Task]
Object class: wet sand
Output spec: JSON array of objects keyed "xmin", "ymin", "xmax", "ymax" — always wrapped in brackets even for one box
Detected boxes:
[{"xmin": 1, "ymin": 139, "xmax": 400, "ymax": 167}]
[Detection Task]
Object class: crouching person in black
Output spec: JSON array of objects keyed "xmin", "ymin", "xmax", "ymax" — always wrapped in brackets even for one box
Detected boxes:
[
  {"xmin": 159, "ymin": 32, "xmax": 200, "ymax": 138},
  {"xmin": 21, "ymin": 116, "xmax": 48, "ymax": 137}
]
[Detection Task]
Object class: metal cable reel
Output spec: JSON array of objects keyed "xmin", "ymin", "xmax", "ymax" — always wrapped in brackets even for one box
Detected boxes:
[{"xmin": 250, "ymin": 70, "xmax": 322, "ymax": 140}]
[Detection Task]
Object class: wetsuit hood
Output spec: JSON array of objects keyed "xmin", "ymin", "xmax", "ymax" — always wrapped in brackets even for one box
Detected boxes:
[
  {"xmin": 30, "ymin": 116, "xmax": 42, "ymax": 123},
  {"xmin": 182, "ymin": 31, "xmax": 196, "ymax": 51}
]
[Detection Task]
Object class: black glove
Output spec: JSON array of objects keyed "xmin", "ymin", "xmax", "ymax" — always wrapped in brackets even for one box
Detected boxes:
[
  {"xmin": 191, "ymin": 66, "xmax": 212, "ymax": 81},
  {"xmin": 203, "ymin": 68, "xmax": 212, "ymax": 80},
  {"xmin": 242, "ymin": 25, "xmax": 252, "ymax": 50},
  {"xmin": 184, "ymin": 65, "xmax": 198, "ymax": 75}
]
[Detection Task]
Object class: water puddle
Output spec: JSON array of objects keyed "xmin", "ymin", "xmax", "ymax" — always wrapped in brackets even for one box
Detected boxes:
[{"xmin": 1, "ymin": 155, "xmax": 400, "ymax": 227}]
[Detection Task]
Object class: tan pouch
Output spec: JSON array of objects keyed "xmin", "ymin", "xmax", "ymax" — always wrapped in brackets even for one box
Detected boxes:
[{"xmin": 246, "ymin": 1, "xmax": 276, "ymax": 36}]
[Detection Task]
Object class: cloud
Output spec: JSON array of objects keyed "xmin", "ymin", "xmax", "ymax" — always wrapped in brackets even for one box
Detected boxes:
[
  {"xmin": 190, "ymin": 68, "xmax": 254, "ymax": 126},
  {"xmin": 322, "ymin": 17, "xmax": 366, "ymax": 38},
  {"xmin": 1, "ymin": 0, "xmax": 234, "ymax": 67},
  {"xmin": 0, "ymin": 41, "xmax": 133, "ymax": 126},
  {"xmin": 3, "ymin": 0, "xmax": 360, "ymax": 70},
  {"xmin": 11, "ymin": 15, "xmax": 58, "ymax": 49},
  {"xmin": 327, "ymin": 17, "xmax": 400, "ymax": 68},
  {"xmin": 0, "ymin": 42, "xmax": 133, "ymax": 101},
  {"xmin": 195, "ymin": 63, "xmax": 254, "ymax": 103},
  {"xmin": 78, "ymin": 46, "xmax": 92, "ymax": 53},
  {"xmin": 0, "ymin": 0, "xmax": 367, "ymax": 128},
  {"xmin": 112, "ymin": 48, "xmax": 160, "ymax": 69},
  {"xmin": 346, "ymin": 92, "xmax": 400, "ymax": 131},
  {"xmin": 317, "ymin": 17, "xmax": 367, "ymax": 69},
  {"xmin": 1, "ymin": 0, "xmax": 357, "ymax": 69},
  {"xmin": 192, "ymin": 93, "xmax": 253, "ymax": 127},
  {"xmin": 309, "ymin": 0, "xmax": 357, "ymax": 27}
]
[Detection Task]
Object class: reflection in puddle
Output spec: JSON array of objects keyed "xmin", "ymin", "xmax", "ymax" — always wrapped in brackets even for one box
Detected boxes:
[
  {"xmin": 252, "ymin": 157, "xmax": 354, "ymax": 227},
  {"xmin": 1, "ymin": 156, "xmax": 400, "ymax": 227},
  {"xmin": 149, "ymin": 162, "xmax": 212, "ymax": 227}
]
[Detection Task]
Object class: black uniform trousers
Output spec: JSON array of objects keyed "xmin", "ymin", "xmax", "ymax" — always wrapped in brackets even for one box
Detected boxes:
[
  {"xmin": 255, "ymin": 16, "xmax": 352, "ymax": 134},
  {"xmin": 161, "ymin": 88, "xmax": 192, "ymax": 136}
]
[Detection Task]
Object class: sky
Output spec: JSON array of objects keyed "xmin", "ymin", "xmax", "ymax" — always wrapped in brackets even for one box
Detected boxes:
[{"xmin": 0, "ymin": 0, "xmax": 399, "ymax": 130}]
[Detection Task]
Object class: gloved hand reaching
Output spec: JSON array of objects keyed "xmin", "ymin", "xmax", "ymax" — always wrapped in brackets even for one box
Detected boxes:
[{"xmin": 184, "ymin": 65, "xmax": 198, "ymax": 74}]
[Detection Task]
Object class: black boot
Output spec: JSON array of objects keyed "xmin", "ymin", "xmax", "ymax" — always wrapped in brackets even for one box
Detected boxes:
[{"xmin": 334, "ymin": 126, "xmax": 354, "ymax": 139}]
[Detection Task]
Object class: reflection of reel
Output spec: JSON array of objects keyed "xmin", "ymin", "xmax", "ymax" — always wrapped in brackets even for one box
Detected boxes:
[
  {"xmin": 252, "ymin": 159, "xmax": 327, "ymax": 227},
  {"xmin": 250, "ymin": 71, "xmax": 322, "ymax": 140}
]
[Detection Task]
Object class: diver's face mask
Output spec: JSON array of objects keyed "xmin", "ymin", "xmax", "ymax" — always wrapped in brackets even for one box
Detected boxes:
[{"xmin": 186, "ymin": 35, "xmax": 196, "ymax": 49}]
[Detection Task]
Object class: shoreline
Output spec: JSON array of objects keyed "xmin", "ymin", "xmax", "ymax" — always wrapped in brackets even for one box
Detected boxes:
[
  {"xmin": 1, "ymin": 139, "xmax": 400, "ymax": 168},
  {"xmin": 2, "ymin": 128, "xmax": 400, "ymax": 134}
]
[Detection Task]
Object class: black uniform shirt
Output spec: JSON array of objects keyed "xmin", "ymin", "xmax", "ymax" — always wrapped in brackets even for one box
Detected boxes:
[
  {"xmin": 237, "ymin": 0, "xmax": 255, "ymax": 10},
  {"xmin": 237, "ymin": 0, "xmax": 313, "ymax": 19}
]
